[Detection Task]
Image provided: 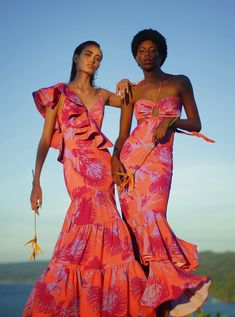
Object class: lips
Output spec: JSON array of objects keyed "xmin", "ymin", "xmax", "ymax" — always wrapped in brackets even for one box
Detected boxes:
[{"xmin": 143, "ymin": 59, "xmax": 152, "ymax": 65}]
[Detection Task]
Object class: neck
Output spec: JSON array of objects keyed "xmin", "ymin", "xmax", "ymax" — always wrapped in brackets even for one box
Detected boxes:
[
  {"xmin": 71, "ymin": 72, "xmax": 93, "ymax": 90},
  {"xmin": 143, "ymin": 69, "xmax": 164, "ymax": 83}
]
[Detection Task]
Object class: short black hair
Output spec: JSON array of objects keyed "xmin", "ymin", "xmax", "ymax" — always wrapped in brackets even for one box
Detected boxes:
[{"xmin": 131, "ymin": 29, "xmax": 167, "ymax": 66}]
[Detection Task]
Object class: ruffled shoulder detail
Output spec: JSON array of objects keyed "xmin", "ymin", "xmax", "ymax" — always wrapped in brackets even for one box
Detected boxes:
[
  {"xmin": 32, "ymin": 83, "xmax": 65, "ymax": 117},
  {"xmin": 33, "ymin": 83, "xmax": 113, "ymax": 164},
  {"xmin": 33, "ymin": 83, "xmax": 66, "ymax": 162},
  {"xmin": 59, "ymin": 85, "xmax": 113, "ymax": 151}
]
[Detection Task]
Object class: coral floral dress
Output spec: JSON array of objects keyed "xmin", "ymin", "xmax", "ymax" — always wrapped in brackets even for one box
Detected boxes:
[
  {"xmin": 118, "ymin": 94, "xmax": 212, "ymax": 316},
  {"xmin": 23, "ymin": 83, "xmax": 156, "ymax": 317}
]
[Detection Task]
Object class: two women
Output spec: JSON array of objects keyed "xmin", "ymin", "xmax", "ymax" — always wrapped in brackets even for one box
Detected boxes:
[{"xmin": 24, "ymin": 29, "xmax": 212, "ymax": 317}]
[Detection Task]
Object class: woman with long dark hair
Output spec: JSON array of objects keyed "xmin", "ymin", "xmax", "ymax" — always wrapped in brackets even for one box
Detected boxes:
[{"xmin": 23, "ymin": 41, "xmax": 155, "ymax": 317}]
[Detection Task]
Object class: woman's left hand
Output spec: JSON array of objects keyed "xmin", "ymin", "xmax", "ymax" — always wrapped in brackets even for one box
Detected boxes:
[
  {"xmin": 116, "ymin": 79, "xmax": 133, "ymax": 103},
  {"xmin": 153, "ymin": 121, "xmax": 168, "ymax": 142}
]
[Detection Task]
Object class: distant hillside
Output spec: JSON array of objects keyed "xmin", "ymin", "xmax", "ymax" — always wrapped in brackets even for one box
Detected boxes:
[
  {"xmin": 0, "ymin": 261, "xmax": 48, "ymax": 284},
  {"xmin": 196, "ymin": 251, "xmax": 235, "ymax": 302},
  {"xmin": 0, "ymin": 251, "xmax": 235, "ymax": 302}
]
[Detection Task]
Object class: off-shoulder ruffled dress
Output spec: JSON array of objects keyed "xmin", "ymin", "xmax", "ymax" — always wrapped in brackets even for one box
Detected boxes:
[
  {"xmin": 118, "ymin": 94, "xmax": 211, "ymax": 316},
  {"xmin": 23, "ymin": 83, "xmax": 156, "ymax": 317}
]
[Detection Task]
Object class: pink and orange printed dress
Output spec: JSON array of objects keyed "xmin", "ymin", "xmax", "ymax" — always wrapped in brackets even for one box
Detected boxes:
[
  {"xmin": 118, "ymin": 95, "xmax": 211, "ymax": 316},
  {"xmin": 23, "ymin": 83, "xmax": 156, "ymax": 317}
]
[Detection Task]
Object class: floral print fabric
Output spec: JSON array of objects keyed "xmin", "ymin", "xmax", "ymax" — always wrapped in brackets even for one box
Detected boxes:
[
  {"xmin": 23, "ymin": 83, "xmax": 155, "ymax": 317},
  {"xmin": 119, "ymin": 96, "xmax": 211, "ymax": 316}
]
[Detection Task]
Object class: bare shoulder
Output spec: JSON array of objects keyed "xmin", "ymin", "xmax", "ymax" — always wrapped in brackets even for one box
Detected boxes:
[
  {"xmin": 130, "ymin": 85, "xmax": 140, "ymax": 101},
  {"xmin": 98, "ymin": 88, "xmax": 109, "ymax": 100},
  {"xmin": 98, "ymin": 87, "xmax": 123, "ymax": 108},
  {"xmin": 164, "ymin": 73, "xmax": 190, "ymax": 84},
  {"xmin": 167, "ymin": 74, "xmax": 193, "ymax": 96},
  {"xmin": 174, "ymin": 74, "xmax": 192, "ymax": 89},
  {"xmin": 98, "ymin": 88, "xmax": 115, "ymax": 104},
  {"xmin": 131, "ymin": 83, "xmax": 148, "ymax": 103}
]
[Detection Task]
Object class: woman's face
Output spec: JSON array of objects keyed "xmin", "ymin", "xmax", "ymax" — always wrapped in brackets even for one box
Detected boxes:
[
  {"xmin": 135, "ymin": 40, "xmax": 161, "ymax": 71},
  {"xmin": 75, "ymin": 44, "xmax": 103, "ymax": 76}
]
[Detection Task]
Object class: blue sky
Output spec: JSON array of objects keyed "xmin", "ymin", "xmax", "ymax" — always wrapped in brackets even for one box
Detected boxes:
[{"xmin": 0, "ymin": 0, "xmax": 234, "ymax": 263}]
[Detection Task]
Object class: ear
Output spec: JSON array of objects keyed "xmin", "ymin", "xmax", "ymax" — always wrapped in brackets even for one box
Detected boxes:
[{"xmin": 73, "ymin": 53, "xmax": 79, "ymax": 64}]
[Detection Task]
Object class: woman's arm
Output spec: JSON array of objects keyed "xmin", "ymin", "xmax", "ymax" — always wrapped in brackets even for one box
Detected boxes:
[
  {"xmin": 100, "ymin": 88, "xmax": 132, "ymax": 108},
  {"xmin": 30, "ymin": 105, "xmax": 58, "ymax": 213},
  {"xmin": 172, "ymin": 75, "xmax": 201, "ymax": 132},
  {"xmin": 100, "ymin": 88, "xmax": 122, "ymax": 108},
  {"xmin": 111, "ymin": 101, "xmax": 134, "ymax": 185}
]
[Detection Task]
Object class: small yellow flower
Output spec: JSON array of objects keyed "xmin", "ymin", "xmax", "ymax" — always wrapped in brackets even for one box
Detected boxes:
[
  {"xmin": 25, "ymin": 170, "xmax": 43, "ymax": 260},
  {"xmin": 25, "ymin": 232, "xmax": 42, "ymax": 261}
]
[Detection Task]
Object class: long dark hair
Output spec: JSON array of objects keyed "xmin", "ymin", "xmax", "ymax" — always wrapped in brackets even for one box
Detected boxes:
[{"xmin": 69, "ymin": 41, "xmax": 101, "ymax": 86}]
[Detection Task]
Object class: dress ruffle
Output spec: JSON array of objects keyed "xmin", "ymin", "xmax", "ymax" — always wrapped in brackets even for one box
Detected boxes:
[
  {"xmin": 33, "ymin": 83, "xmax": 112, "ymax": 163},
  {"xmin": 23, "ymin": 217, "xmax": 155, "ymax": 317},
  {"xmin": 118, "ymin": 204, "xmax": 211, "ymax": 316},
  {"xmin": 142, "ymin": 261, "xmax": 211, "ymax": 316},
  {"xmin": 33, "ymin": 83, "xmax": 64, "ymax": 154},
  {"xmin": 132, "ymin": 210, "xmax": 199, "ymax": 269},
  {"xmin": 129, "ymin": 210, "xmax": 210, "ymax": 315}
]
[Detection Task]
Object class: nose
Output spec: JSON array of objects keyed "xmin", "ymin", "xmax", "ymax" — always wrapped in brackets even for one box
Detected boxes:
[
  {"xmin": 144, "ymin": 51, "xmax": 150, "ymax": 58},
  {"xmin": 91, "ymin": 56, "xmax": 97, "ymax": 64}
]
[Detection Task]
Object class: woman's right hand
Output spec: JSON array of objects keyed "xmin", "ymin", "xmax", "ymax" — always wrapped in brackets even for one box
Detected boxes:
[
  {"xmin": 111, "ymin": 155, "xmax": 126, "ymax": 186},
  {"xmin": 30, "ymin": 182, "xmax": 42, "ymax": 215}
]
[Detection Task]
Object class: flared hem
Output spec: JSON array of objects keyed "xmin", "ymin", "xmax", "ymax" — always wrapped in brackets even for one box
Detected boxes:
[
  {"xmin": 23, "ymin": 258, "xmax": 157, "ymax": 317},
  {"xmin": 121, "ymin": 209, "xmax": 211, "ymax": 316},
  {"xmin": 169, "ymin": 279, "xmax": 211, "ymax": 316},
  {"xmin": 23, "ymin": 214, "xmax": 158, "ymax": 317},
  {"xmin": 140, "ymin": 259, "xmax": 210, "ymax": 316}
]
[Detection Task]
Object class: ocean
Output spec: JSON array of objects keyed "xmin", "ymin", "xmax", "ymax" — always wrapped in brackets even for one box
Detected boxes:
[{"xmin": 0, "ymin": 284, "xmax": 235, "ymax": 317}]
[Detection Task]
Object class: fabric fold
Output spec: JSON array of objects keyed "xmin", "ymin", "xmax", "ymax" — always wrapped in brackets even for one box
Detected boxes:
[
  {"xmin": 141, "ymin": 260, "xmax": 211, "ymax": 316},
  {"xmin": 23, "ymin": 215, "xmax": 155, "ymax": 317},
  {"xmin": 33, "ymin": 83, "xmax": 113, "ymax": 164}
]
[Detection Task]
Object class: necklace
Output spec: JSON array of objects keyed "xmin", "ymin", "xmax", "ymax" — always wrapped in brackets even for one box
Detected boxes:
[
  {"xmin": 156, "ymin": 72, "xmax": 165, "ymax": 102},
  {"xmin": 141, "ymin": 72, "xmax": 165, "ymax": 102}
]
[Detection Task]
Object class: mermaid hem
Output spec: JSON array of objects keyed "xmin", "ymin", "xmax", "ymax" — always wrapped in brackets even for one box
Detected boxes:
[
  {"xmin": 169, "ymin": 279, "xmax": 211, "ymax": 316},
  {"xmin": 124, "ymin": 210, "xmax": 209, "ymax": 314},
  {"xmin": 140, "ymin": 259, "xmax": 210, "ymax": 316}
]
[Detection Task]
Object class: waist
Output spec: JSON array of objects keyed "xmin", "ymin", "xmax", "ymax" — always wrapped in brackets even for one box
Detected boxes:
[{"xmin": 137, "ymin": 116, "xmax": 159, "ymax": 125}]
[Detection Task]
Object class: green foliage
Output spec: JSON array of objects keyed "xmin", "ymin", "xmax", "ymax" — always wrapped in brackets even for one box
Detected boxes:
[
  {"xmin": 0, "ymin": 261, "xmax": 47, "ymax": 284},
  {"xmin": 196, "ymin": 251, "xmax": 235, "ymax": 302}
]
